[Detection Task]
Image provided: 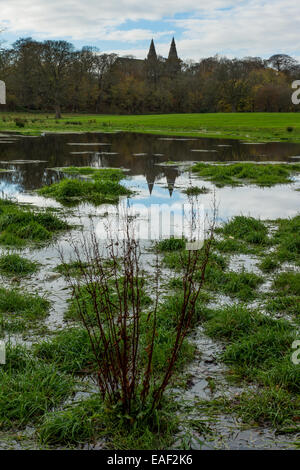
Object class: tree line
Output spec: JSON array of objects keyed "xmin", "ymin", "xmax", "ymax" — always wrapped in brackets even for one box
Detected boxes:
[{"xmin": 0, "ymin": 37, "xmax": 300, "ymax": 116}]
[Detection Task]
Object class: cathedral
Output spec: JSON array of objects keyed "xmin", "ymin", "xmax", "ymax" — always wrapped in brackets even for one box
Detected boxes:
[
  {"xmin": 146, "ymin": 37, "xmax": 181, "ymax": 77},
  {"xmin": 115, "ymin": 38, "xmax": 181, "ymax": 78},
  {"xmin": 146, "ymin": 37, "xmax": 180, "ymax": 63}
]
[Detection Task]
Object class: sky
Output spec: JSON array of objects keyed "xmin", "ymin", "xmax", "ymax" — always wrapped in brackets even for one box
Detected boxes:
[{"xmin": 1, "ymin": 0, "xmax": 300, "ymax": 61}]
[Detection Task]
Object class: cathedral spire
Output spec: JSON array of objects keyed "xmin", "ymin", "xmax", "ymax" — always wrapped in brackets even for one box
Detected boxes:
[
  {"xmin": 168, "ymin": 37, "xmax": 178, "ymax": 60},
  {"xmin": 147, "ymin": 39, "xmax": 157, "ymax": 61}
]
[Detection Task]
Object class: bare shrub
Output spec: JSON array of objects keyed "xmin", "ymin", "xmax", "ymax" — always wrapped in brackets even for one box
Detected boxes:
[{"xmin": 59, "ymin": 208, "xmax": 215, "ymax": 416}]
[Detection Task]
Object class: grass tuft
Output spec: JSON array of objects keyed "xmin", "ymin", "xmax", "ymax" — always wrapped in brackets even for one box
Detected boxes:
[
  {"xmin": 204, "ymin": 304, "xmax": 279, "ymax": 341},
  {"xmin": 156, "ymin": 238, "xmax": 186, "ymax": 252},
  {"xmin": 182, "ymin": 186, "xmax": 210, "ymax": 196},
  {"xmin": 258, "ymin": 255, "xmax": 279, "ymax": 273},
  {"xmin": 192, "ymin": 162, "xmax": 300, "ymax": 187},
  {"xmin": 233, "ymin": 388, "xmax": 300, "ymax": 428},
  {"xmin": 272, "ymin": 272, "xmax": 300, "ymax": 296},
  {"xmin": 0, "ymin": 199, "xmax": 68, "ymax": 247},
  {"xmin": 38, "ymin": 168, "xmax": 131, "ymax": 206},
  {"xmin": 0, "ymin": 253, "xmax": 39, "ymax": 277},
  {"xmin": 33, "ymin": 328, "xmax": 96, "ymax": 374},
  {"xmin": 218, "ymin": 216, "xmax": 268, "ymax": 245},
  {"xmin": 271, "ymin": 216, "xmax": 300, "ymax": 263},
  {"xmin": 38, "ymin": 395, "xmax": 179, "ymax": 449},
  {"xmin": 0, "ymin": 353, "xmax": 75, "ymax": 428},
  {"xmin": 0, "ymin": 287, "xmax": 50, "ymax": 323}
]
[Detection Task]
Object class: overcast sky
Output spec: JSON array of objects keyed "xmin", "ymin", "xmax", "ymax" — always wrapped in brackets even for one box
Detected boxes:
[{"xmin": 1, "ymin": 0, "xmax": 300, "ymax": 61}]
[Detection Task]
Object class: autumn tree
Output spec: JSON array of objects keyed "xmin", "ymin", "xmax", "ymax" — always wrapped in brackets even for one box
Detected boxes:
[
  {"xmin": 93, "ymin": 53, "xmax": 117, "ymax": 112},
  {"xmin": 40, "ymin": 40, "xmax": 74, "ymax": 118}
]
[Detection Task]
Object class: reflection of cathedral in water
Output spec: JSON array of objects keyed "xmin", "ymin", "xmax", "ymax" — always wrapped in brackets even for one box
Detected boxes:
[
  {"xmin": 145, "ymin": 167, "xmax": 177, "ymax": 197},
  {"xmin": 92, "ymin": 151, "xmax": 178, "ymax": 197}
]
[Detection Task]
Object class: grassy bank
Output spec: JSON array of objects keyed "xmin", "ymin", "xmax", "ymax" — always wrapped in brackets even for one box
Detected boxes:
[{"xmin": 2, "ymin": 112, "xmax": 300, "ymax": 142}]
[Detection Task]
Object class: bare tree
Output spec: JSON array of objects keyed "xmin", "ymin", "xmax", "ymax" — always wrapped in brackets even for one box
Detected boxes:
[{"xmin": 268, "ymin": 54, "xmax": 298, "ymax": 73}]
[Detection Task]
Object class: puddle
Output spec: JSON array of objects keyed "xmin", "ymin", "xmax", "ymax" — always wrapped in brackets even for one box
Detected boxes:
[
  {"xmin": 191, "ymin": 149, "xmax": 218, "ymax": 153},
  {"xmin": 67, "ymin": 142, "xmax": 111, "ymax": 146},
  {"xmin": 228, "ymin": 254, "xmax": 261, "ymax": 274}
]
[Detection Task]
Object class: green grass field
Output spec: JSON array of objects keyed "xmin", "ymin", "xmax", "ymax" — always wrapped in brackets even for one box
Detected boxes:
[{"xmin": 2, "ymin": 112, "xmax": 300, "ymax": 141}]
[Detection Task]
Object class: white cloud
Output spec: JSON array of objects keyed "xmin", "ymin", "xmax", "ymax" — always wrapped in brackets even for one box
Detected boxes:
[
  {"xmin": 0, "ymin": 0, "xmax": 238, "ymax": 39},
  {"xmin": 171, "ymin": 1, "xmax": 300, "ymax": 59},
  {"xmin": 1, "ymin": 0, "xmax": 300, "ymax": 59},
  {"xmin": 99, "ymin": 29, "xmax": 174, "ymax": 43}
]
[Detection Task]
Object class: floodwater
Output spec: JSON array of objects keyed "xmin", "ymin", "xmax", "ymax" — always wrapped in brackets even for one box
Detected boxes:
[
  {"xmin": 0, "ymin": 131, "xmax": 299, "ymax": 450},
  {"xmin": 0, "ymin": 132, "xmax": 299, "ymax": 223}
]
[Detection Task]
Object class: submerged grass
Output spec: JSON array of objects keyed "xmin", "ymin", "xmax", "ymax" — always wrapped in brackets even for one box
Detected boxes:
[
  {"xmin": 205, "ymin": 305, "xmax": 294, "ymax": 370},
  {"xmin": 216, "ymin": 214, "xmax": 300, "ymax": 267},
  {"xmin": 204, "ymin": 304, "xmax": 278, "ymax": 341},
  {"xmin": 217, "ymin": 216, "xmax": 269, "ymax": 246},
  {"xmin": 0, "ymin": 199, "xmax": 68, "ymax": 247},
  {"xmin": 159, "ymin": 238, "xmax": 262, "ymax": 301},
  {"xmin": 38, "ymin": 168, "xmax": 131, "ymax": 206},
  {"xmin": 55, "ymin": 260, "xmax": 90, "ymax": 277},
  {"xmin": 191, "ymin": 162, "xmax": 300, "ymax": 187},
  {"xmin": 203, "ymin": 260, "xmax": 263, "ymax": 301},
  {"xmin": 258, "ymin": 255, "xmax": 279, "ymax": 273},
  {"xmin": 57, "ymin": 167, "xmax": 124, "ymax": 180},
  {"xmin": 216, "ymin": 270, "xmax": 263, "ymax": 301},
  {"xmin": 182, "ymin": 186, "xmax": 210, "ymax": 196},
  {"xmin": 0, "ymin": 253, "xmax": 39, "ymax": 277},
  {"xmin": 65, "ymin": 277, "xmax": 151, "ymax": 325},
  {"xmin": 0, "ymin": 287, "xmax": 50, "ymax": 324},
  {"xmin": 265, "ymin": 295, "xmax": 300, "ymax": 319},
  {"xmin": 38, "ymin": 394, "xmax": 179, "ymax": 449},
  {"xmin": 213, "ymin": 237, "xmax": 258, "ymax": 255},
  {"xmin": 38, "ymin": 396, "xmax": 103, "ymax": 446},
  {"xmin": 156, "ymin": 237, "xmax": 186, "ymax": 252},
  {"xmin": 33, "ymin": 328, "xmax": 96, "ymax": 374},
  {"xmin": 258, "ymin": 356, "xmax": 300, "ymax": 393},
  {"xmin": 204, "ymin": 304, "xmax": 299, "ymax": 430},
  {"xmin": 221, "ymin": 325, "xmax": 294, "ymax": 367},
  {"xmin": 272, "ymin": 271, "xmax": 300, "ymax": 296},
  {"xmin": 271, "ymin": 215, "xmax": 300, "ymax": 264},
  {"xmin": 162, "ymin": 243, "xmax": 228, "ymax": 271},
  {"xmin": 233, "ymin": 388, "xmax": 300, "ymax": 429},
  {"xmin": 0, "ymin": 345, "xmax": 75, "ymax": 429}
]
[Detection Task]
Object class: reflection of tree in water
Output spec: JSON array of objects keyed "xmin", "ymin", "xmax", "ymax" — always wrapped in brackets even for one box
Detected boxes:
[{"xmin": 0, "ymin": 132, "xmax": 299, "ymax": 195}]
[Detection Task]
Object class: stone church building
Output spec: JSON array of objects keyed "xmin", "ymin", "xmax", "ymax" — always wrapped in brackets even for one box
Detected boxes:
[{"xmin": 115, "ymin": 38, "xmax": 181, "ymax": 79}]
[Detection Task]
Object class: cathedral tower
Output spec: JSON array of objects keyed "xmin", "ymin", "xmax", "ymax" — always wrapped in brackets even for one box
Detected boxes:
[
  {"xmin": 166, "ymin": 37, "xmax": 181, "ymax": 75},
  {"xmin": 145, "ymin": 39, "xmax": 159, "ymax": 83},
  {"xmin": 168, "ymin": 37, "xmax": 179, "ymax": 60},
  {"xmin": 147, "ymin": 39, "xmax": 157, "ymax": 61}
]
